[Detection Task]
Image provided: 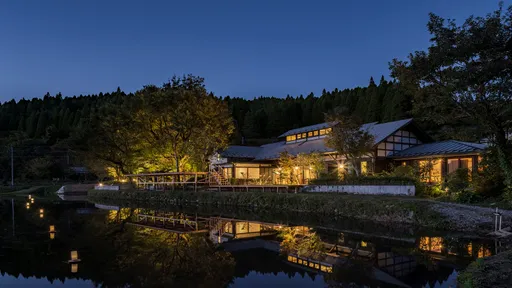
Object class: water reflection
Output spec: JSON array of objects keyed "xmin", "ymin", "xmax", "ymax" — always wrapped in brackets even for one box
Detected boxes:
[{"xmin": 0, "ymin": 199, "xmax": 505, "ymax": 287}]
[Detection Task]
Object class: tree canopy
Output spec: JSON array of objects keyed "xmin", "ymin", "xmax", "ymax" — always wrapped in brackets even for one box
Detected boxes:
[{"xmin": 390, "ymin": 3, "xmax": 512, "ymax": 189}]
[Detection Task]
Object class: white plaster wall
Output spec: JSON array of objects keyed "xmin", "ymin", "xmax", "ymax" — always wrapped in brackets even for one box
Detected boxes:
[
  {"xmin": 94, "ymin": 185, "xmax": 120, "ymax": 191},
  {"xmin": 303, "ymin": 185, "xmax": 415, "ymax": 196}
]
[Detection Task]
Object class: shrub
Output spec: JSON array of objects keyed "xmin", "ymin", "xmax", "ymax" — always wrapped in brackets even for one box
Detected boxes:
[
  {"xmin": 445, "ymin": 168, "xmax": 470, "ymax": 194},
  {"xmin": 416, "ymin": 183, "xmax": 445, "ymax": 198},
  {"xmin": 453, "ymin": 189, "xmax": 482, "ymax": 204},
  {"xmin": 309, "ymin": 175, "xmax": 415, "ymax": 186}
]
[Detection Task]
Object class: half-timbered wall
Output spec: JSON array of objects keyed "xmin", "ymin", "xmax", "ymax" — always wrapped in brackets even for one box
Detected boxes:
[{"xmin": 376, "ymin": 130, "xmax": 422, "ymax": 157}]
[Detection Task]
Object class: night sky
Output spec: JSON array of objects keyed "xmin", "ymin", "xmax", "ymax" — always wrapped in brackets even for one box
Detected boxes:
[{"xmin": 0, "ymin": 0, "xmax": 509, "ymax": 101}]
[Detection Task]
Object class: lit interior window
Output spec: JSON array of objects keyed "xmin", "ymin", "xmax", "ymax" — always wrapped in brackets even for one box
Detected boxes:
[
  {"xmin": 361, "ymin": 162, "xmax": 368, "ymax": 174},
  {"xmin": 308, "ymin": 131, "xmax": 313, "ymax": 137},
  {"xmin": 313, "ymin": 130, "xmax": 319, "ymax": 136},
  {"xmin": 320, "ymin": 129, "xmax": 326, "ymax": 135}
]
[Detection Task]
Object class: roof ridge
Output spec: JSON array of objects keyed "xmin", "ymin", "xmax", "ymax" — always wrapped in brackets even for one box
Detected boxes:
[{"xmin": 450, "ymin": 140, "xmax": 484, "ymax": 149}]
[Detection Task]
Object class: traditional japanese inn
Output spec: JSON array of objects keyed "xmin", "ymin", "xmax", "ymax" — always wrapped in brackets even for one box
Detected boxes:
[{"xmin": 210, "ymin": 118, "xmax": 486, "ymax": 185}]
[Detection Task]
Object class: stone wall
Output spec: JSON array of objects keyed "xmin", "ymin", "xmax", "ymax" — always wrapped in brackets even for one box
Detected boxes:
[{"xmin": 303, "ymin": 185, "xmax": 415, "ymax": 196}]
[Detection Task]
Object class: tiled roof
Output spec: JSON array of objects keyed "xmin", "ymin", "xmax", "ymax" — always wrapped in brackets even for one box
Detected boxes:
[
  {"xmin": 278, "ymin": 122, "xmax": 335, "ymax": 138},
  {"xmin": 391, "ymin": 140, "xmax": 486, "ymax": 158},
  {"xmin": 219, "ymin": 145, "xmax": 262, "ymax": 159}
]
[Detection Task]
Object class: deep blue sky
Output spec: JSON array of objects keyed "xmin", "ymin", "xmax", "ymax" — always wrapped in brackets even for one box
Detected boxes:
[{"xmin": 0, "ymin": 0, "xmax": 509, "ymax": 101}]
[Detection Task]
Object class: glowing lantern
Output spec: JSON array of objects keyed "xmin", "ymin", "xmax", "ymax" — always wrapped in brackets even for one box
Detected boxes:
[
  {"xmin": 49, "ymin": 225, "xmax": 55, "ymax": 232},
  {"xmin": 71, "ymin": 263, "xmax": 78, "ymax": 273}
]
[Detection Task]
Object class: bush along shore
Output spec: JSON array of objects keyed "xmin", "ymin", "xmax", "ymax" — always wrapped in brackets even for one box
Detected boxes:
[
  {"xmin": 458, "ymin": 250, "xmax": 512, "ymax": 288},
  {"xmin": 89, "ymin": 189, "xmax": 481, "ymax": 232}
]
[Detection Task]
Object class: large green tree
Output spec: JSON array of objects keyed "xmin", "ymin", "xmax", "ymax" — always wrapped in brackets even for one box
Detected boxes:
[
  {"xmin": 390, "ymin": 3, "xmax": 512, "ymax": 190},
  {"xmin": 325, "ymin": 109, "xmax": 375, "ymax": 176}
]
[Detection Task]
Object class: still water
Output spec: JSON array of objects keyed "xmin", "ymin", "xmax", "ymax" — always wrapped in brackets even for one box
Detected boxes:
[{"xmin": 0, "ymin": 197, "xmax": 504, "ymax": 287}]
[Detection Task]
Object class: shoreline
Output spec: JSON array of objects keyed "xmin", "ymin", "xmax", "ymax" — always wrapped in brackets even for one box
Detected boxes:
[{"xmin": 88, "ymin": 189, "xmax": 509, "ymax": 235}]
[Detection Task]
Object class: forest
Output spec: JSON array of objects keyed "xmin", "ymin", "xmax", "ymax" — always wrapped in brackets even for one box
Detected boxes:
[{"xmin": 0, "ymin": 75, "xmax": 423, "ymax": 183}]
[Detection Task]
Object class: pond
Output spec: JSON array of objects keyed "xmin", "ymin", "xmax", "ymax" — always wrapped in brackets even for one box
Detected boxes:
[{"xmin": 0, "ymin": 197, "xmax": 505, "ymax": 287}]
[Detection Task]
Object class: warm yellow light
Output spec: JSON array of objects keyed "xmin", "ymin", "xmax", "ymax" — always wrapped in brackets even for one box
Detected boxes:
[
  {"xmin": 71, "ymin": 263, "xmax": 78, "ymax": 273},
  {"xmin": 28, "ymin": 195, "xmax": 32, "ymax": 199},
  {"xmin": 40, "ymin": 209, "xmax": 44, "ymax": 213},
  {"xmin": 309, "ymin": 166, "xmax": 313, "ymax": 170},
  {"xmin": 338, "ymin": 163, "xmax": 344, "ymax": 169},
  {"xmin": 31, "ymin": 198, "xmax": 34, "ymax": 203},
  {"xmin": 361, "ymin": 241, "xmax": 368, "ymax": 247},
  {"xmin": 50, "ymin": 232, "xmax": 55, "ymax": 240},
  {"xmin": 39, "ymin": 213, "xmax": 44, "ymax": 218},
  {"xmin": 26, "ymin": 205, "xmax": 30, "ymax": 209},
  {"xmin": 70, "ymin": 251, "xmax": 79, "ymax": 261},
  {"xmin": 49, "ymin": 225, "xmax": 55, "ymax": 232},
  {"xmin": 98, "ymin": 183, "xmax": 103, "ymax": 187},
  {"xmin": 294, "ymin": 166, "xmax": 299, "ymax": 170}
]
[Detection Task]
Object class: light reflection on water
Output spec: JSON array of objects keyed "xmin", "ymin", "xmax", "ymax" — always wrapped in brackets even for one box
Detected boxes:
[{"xmin": 0, "ymin": 199, "xmax": 503, "ymax": 287}]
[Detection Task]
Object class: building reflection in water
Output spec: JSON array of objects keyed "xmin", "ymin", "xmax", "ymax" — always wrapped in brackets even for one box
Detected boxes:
[{"xmin": 100, "ymin": 207, "xmax": 499, "ymax": 287}]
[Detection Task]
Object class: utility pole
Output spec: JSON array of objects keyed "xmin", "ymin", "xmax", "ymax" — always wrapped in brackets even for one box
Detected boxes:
[
  {"xmin": 11, "ymin": 199, "xmax": 15, "ymax": 236},
  {"xmin": 10, "ymin": 145, "xmax": 14, "ymax": 187}
]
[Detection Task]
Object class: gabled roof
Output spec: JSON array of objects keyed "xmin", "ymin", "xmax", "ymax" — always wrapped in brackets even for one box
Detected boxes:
[
  {"xmin": 220, "ymin": 118, "xmax": 424, "ymax": 161},
  {"xmin": 219, "ymin": 145, "xmax": 262, "ymax": 159},
  {"xmin": 277, "ymin": 118, "xmax": 415, "ymax": 144},
  {"xmin": 363, "ymin": 118, "xmax": 414, "ymax": 144},
  {"xmin": 390, "ymin": 140, "xmax": 486, "ymax": 158},
  {"xmin": 278, "ymin": 122, "xmax": 335, "ymax": 138}
]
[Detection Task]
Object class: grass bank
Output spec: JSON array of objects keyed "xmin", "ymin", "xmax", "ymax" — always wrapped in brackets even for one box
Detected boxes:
[
  {"xmin": 458, "ymin": 250, "xmax": 512, "ymax": 288},
  {"xmin": 89, "ymin": 189, "xmax": 452, "ymax": 230}
]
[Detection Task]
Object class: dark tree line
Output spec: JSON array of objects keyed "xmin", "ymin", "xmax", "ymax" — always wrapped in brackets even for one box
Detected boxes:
[{"xmin": 227, "ymin": 76, "xmax": 413, "ymax": 144}]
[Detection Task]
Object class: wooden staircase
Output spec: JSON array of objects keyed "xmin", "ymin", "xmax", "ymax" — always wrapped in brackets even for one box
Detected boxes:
[{"xmin": 209, "ymin": 165, "xmax": 229, "ymax": 186}]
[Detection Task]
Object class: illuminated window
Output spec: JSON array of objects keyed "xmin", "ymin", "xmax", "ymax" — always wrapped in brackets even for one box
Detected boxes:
[
  {"xmin": 361, "ymin": 161, "xmax": 368, "ymax": 174},
  {"xmin": 314, "ymin": 263, "xmax": 320, "ymax": 269},
  {"xmin": 419, "ymin": 160, "xmax": 442, "ymax": 183},
  {"xmin": 326, "ymin": 128, "xmax": 332, "ymax": 134},
  {"xmin": 460, "ymin": 158, "xmax": 473, "ymax": 172},
  {"xmin": 419, "ymin": 237, "xmax": 443, "ymax": 253},
  {"xmin": 288, "ymin": 255, "xmax": 293, "ymax": 261},
  {"xmin": 309, "ymin": 262, "xmax": 315, "ymax": 268},
  {"xmin": 319, "ymin": 129, "xmax": 326, "ymax": 135},
  {"xmin": 313, "ymin": 130, "xmax": 319, "ymax": 136},
  {"xmin": 301, "ymin": 133, "xmax": 306, "ymax": 138},
  {"xmin": 286, "ymin": 135, "xmax": 296, "ymax": 142},
  {"xmin": 477, "ymin": 247, "xmax": 491, "ymax": 258},
  {"xmin": 298, "ymin": 259, "xmax": 303, "ymax": 264},
  {"xmin": 308, "ymin": 131, "xmax": 313, "ymax": 137},
  {"xmin": 297, "ymin": 134, "xmax": 302, "ymax": 140},
  {"xmin": 361, "ymin": 241, "xmax": 367, "ymax": 247}
]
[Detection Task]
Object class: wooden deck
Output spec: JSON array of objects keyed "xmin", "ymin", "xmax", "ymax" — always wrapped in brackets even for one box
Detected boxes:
[{"xmin": 126, "ymin": 213, "xmax": 210, "ymax": 234}]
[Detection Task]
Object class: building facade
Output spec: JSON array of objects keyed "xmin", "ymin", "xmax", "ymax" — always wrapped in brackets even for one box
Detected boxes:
[{"xmin": 210, "ymin": 119, "xmax": 485, "ymax": 185}]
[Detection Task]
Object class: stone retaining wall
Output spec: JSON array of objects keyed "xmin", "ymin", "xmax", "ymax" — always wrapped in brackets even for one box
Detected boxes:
[{"xmin": 303, "ymin": 185, "xmax": 415, "ymax": 196}]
